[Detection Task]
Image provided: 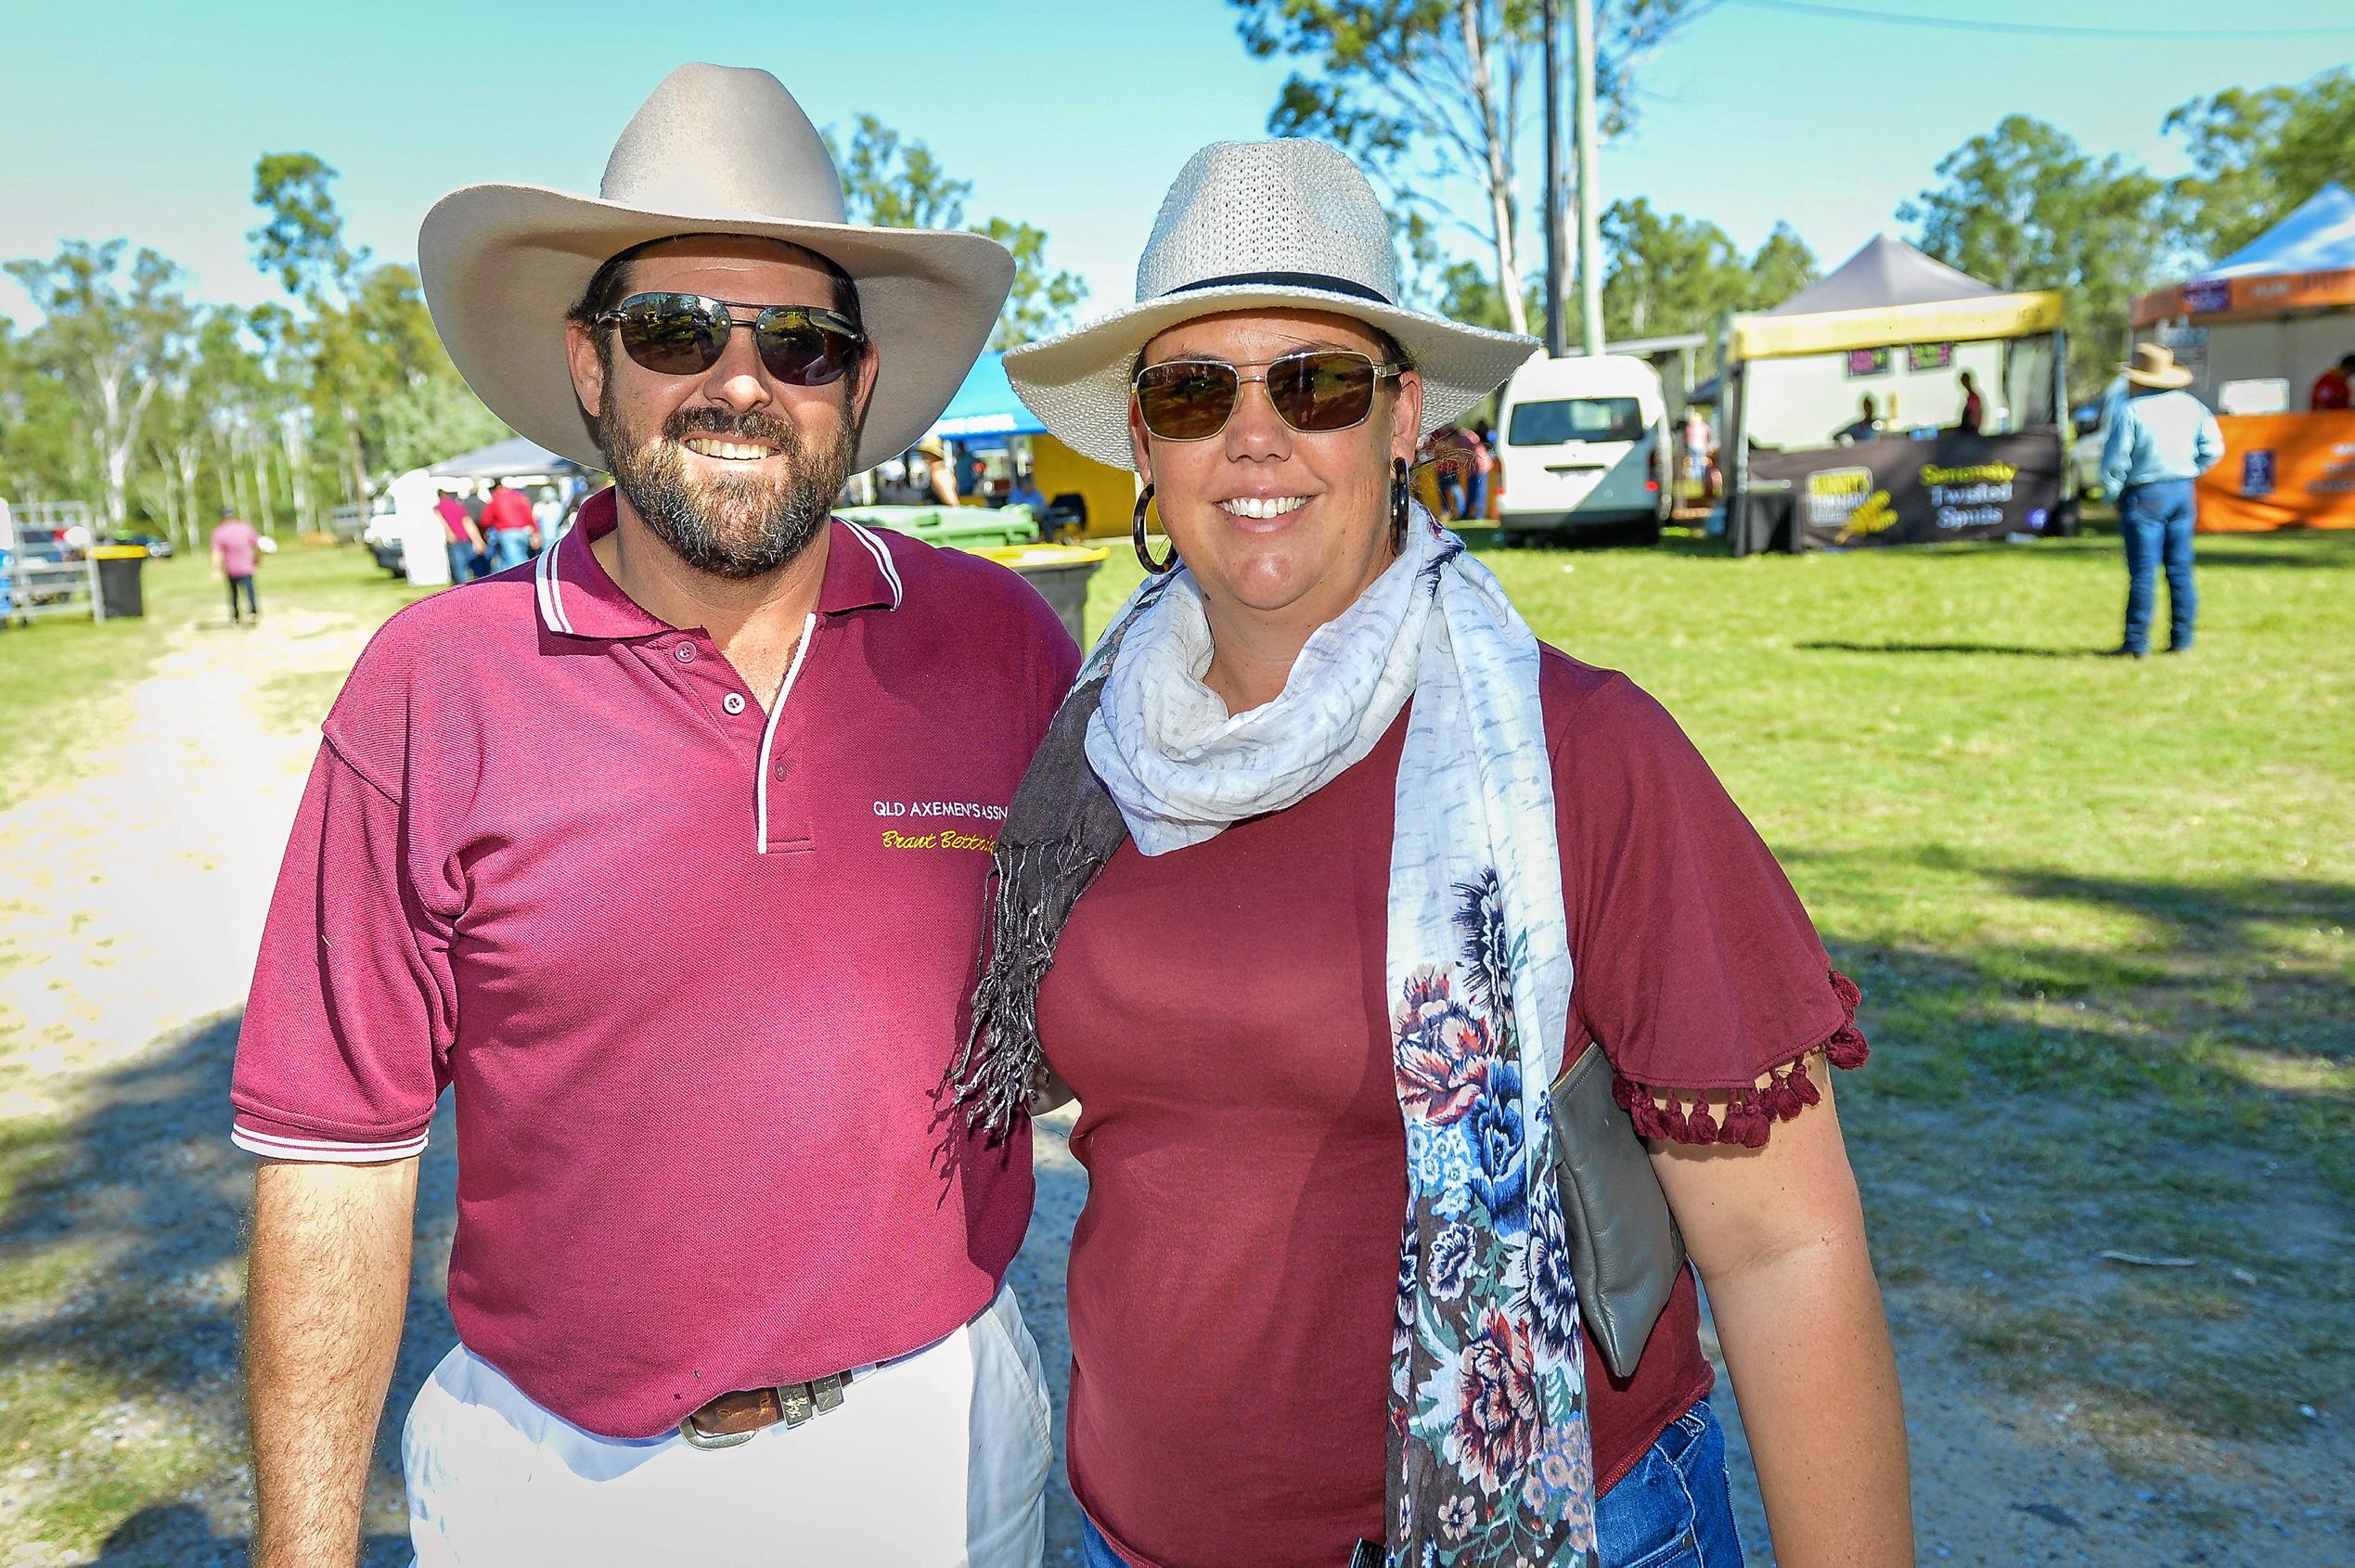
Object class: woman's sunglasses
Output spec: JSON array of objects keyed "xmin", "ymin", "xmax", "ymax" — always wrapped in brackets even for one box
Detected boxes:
[
  {"xmin": 594, "ymin": 292, "xmax": 867, "ymax": 387},
  {"xmin": 1133, "ymin": 350, "xmax": 1403, "ymax": 441}
]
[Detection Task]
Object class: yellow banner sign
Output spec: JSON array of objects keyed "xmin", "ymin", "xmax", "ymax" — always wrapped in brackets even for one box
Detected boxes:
[{"xmin": 1731, "ymin": 291, "xmax": 2065, "ymax": 360}]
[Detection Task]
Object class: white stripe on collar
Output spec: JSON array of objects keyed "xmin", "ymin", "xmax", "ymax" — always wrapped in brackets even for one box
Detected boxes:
[
  {"xmin": 839, "ymin": 520, "xmax": 906, "ymax": 610},
  {"xmin": 534, "ymin": 534, "xmax": 575, "ymax": 635}
]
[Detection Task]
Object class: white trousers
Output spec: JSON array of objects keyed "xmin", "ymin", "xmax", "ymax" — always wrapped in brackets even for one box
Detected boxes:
[{"xmin": 403, "ymin": 1282, "xmax": 1053, "ymax": 1567}]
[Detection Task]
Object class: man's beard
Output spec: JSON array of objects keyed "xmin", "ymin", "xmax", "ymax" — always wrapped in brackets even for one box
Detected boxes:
[{"xmin": 594, "ymin": 399, "xmax": 857, "ymax": 580}]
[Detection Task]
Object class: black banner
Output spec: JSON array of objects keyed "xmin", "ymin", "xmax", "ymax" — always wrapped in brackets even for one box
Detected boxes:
[{"xmin": 1746, "ymin": 430, "xmax": 2065, "ymax": 547}]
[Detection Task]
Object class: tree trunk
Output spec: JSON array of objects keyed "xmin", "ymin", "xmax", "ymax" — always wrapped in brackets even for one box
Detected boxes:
[
  {"xmin": 342, "ymin": 402, "xmax": 367, "ymax": 510},
  {"xmin": 251, "ymin": 430, "xmax": 275, "ymax": 536},
  {"xmin": 1461, "ymin": 0, "xmax": 1529, "ymax": 336},
  {"xmin": 281, "ymin": 417, "xmax": 312, "ymax": 534}
]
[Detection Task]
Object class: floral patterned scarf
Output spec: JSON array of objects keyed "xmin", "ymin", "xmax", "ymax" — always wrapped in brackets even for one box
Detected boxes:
[{"xmin": 961, "ymin": 508, "xmax": 1595, "ymax": 1565}]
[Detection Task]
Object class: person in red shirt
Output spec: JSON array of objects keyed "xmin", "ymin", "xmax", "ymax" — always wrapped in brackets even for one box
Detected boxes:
[
  {"xmin": 234, "ymin": 66, "xmax": 1073, "ymax": 1565},
  {"xmin": 209, "ymin": 506, "xmax": 262, "ymax": 624},
  {"xmin": 972, "ymin": 141, "xmax": 1912, "ymax": 1567},
  {"xmin": 2311, "ymin": 353, "xmax": 2354, "ymax": 412},
  {"xmin": 478, "ymin": 477, "xmax": 541, "ymax": 572}
]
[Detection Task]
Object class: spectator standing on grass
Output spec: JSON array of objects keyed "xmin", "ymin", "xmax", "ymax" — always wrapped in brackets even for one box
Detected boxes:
[
  {"xmin": 1463, "ymin": 418, "xmax": 1494, "ymax": 520},
  {"xmin": 436, "ymin": 488, "xmax": 485, "ymax": 583},
  {"xmin": 2101, "ymin": 343, "xmax": 2224, "ymax": 658},
  {"xmin": 2311, "ymin": 352, "xmax": 2352, "ymax": 412},
  {"xmin": 210, "ymin": 505, "xmax": 261, "ymax": 625},
  {"xmin": 533, "ymin": 483, "xmax": 566, "ymax": 542},
  {"xmin": 231, "ymin": 65, "xmax": 1072, "ymax": 1566},
  {"xmin": 480, "ymin": 477, "xmax": 541, "ymax": 571},
  {"xmin": 1680, "ymin": 405, "xmax": 1715, "ymax": 501}
]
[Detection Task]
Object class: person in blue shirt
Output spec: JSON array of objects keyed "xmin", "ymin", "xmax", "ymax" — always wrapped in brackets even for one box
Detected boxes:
[
  {"xmin": 1004, "ymin": 465, "xmax": 1046, "ymax": 512},
  {"xmin": 2099, "ymin": 344, "xmax": 2224, "ymax": 657}
]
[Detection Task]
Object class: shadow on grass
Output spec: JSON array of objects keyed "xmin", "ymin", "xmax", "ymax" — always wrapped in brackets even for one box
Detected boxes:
[
  {"xmin": 1795, "ymin": 851, "xmax": 2353, "ymax": 1446},
  {"xmin": 90, "ymin": 1501, "xmax": 409, "ymax": 1566},
  {"xmin": 0, "ymin": 1008, "xmax": 457, "ymax": 1555},
  {"xmin": 1794, "ymin": 640, "xmax": 2104, "ymax": 658}
]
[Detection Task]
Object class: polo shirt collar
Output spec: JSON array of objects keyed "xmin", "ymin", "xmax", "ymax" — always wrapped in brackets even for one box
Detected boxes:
[{"xmin": 537, "ymin": 488, "xmax": 906, "ymax": 640}]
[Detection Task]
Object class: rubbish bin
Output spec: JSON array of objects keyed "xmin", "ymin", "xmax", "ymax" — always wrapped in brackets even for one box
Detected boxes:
[
  {"xmin": 836, "ymin": 505, "xmax": 1038, "ymax": 551},
  {"xmin": 91, "ymin": 545, "xmax": 148, "ymax": 619},
  {"xmin": 970, "ymin": 543, "xmax": 1109, "ymax": 647}
]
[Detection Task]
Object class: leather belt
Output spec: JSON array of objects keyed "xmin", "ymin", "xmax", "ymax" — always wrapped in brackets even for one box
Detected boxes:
[{"xmin": 678, "ymin": 1372, "xmax": 848, "ymax": 1450}]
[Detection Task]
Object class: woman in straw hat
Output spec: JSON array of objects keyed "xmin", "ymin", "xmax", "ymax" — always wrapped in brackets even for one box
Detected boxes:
[{"xmin": 958, "ymin": 140, "xmax": 1911, "ymax": 1567}]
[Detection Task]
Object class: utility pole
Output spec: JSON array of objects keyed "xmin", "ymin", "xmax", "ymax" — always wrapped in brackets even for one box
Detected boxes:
[
  {"xmin": 1569, "ymin": 0, "xmax": 1604, "ymax": 354},
  {"xmin": 1540, "ymin": 0, "xmax": 1566, "ymax": 357}
]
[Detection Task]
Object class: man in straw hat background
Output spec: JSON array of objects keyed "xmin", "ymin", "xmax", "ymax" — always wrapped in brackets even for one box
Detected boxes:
[
  {"xmin": 231, "ymin": 63, "xmax": 1076, "ymax": 1566},
  {"xmin": 2099, "ymin": 342, "xmax": 2223, "ymax": 658}
]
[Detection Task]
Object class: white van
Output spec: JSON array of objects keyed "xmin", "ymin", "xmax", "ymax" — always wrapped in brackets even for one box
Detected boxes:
[{"xmin": 1495, "ymin": 353, "xmax": 1671, "ymax": 545}]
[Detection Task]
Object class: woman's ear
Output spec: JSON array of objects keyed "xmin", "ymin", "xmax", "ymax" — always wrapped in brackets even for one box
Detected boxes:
[
  {"xmin": 1126, "ymin": 397, "xmax": 1154, "ymax": 485},
  {"xmin": 1390, "ymin": 368, "xmax": 1424, "ymax": 465}
]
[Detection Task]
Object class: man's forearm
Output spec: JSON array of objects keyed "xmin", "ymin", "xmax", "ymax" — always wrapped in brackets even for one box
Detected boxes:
[
  {"xmin": 1708, "ymin": 1233, "xmax": 1914, "ymax": 1567},
  {"xmin": 247, "ymin": 1157, "xmax": 419, "ymax": 1568}
]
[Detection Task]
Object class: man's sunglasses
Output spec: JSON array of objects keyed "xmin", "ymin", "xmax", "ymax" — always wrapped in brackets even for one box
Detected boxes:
[
  {"xmin": 1132, "ymin": 350, "xmax": 1403, "ymax": 441},
  {"xmin": 594, "ymin": 292, "xmax": 867, "ymax": 387}
]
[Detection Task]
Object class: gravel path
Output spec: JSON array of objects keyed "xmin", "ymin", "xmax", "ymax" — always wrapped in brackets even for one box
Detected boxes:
[{"xmin": 0, "ymin": 601, "xmax": 2343, "ymax": 1565}]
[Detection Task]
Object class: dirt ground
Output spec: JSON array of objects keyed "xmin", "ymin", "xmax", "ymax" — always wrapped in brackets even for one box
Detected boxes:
[{"xmin": 0, "ymin": 602, "xmax": 2345, "ymax": 1565}]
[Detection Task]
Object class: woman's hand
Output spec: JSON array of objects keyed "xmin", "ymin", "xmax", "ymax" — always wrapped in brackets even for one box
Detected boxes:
[{"xmin": 1650, "ymin": 1057, "xmax": 1914, "ymax": 1567}]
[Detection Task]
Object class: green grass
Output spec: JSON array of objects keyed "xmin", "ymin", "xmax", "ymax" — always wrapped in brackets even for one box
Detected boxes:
[{"xmin": 0, "ymin": 543, "xmax": 431, "ymax": 809}]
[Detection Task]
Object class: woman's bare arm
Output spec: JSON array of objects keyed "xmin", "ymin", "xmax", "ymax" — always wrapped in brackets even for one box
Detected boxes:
[{"xmin": 1651, "ymin": 1060, "xmax": 1914, "ymax": 1566}]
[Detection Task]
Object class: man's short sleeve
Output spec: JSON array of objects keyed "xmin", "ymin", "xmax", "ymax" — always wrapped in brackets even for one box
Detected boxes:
[
  {"xmin": 230, "ymin": 743, "xmax": 453, "ymax": 1160},
  {"xmin": 1552, "ymin": 671, "xmax": 1865, "ymax": 1147}
]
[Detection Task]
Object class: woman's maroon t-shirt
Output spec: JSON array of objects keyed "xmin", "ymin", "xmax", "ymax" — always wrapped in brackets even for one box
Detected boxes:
[{"xmin": 1035, "ymin": 648, "xmax": 1860, "ymax": 1568}]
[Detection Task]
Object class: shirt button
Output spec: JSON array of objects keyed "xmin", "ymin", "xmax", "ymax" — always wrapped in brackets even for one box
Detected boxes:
[
  {"xmin": 722, "ymin": 691, "xmax": 747, "ymax": 716},
  {"xmin": 772, "ymin": 761, "xmax": 789, "ymax": 782},
  {"xmin": 673, "ymin": 643, "xmax": 697, "ymax": 664}
]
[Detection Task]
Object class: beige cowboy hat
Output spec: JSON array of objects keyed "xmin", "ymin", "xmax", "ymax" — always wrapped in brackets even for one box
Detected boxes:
[
  {"xmin": 419, "ymin": 63, "xmax": 1014, "ymax": 472},
  {"xmin": 2119, "ymin": 342, "xmax": 2194, "ymax": 391},
  {"xmin": 1004, "ymin": 139, "xmax": 1538, "ymax": 470}
]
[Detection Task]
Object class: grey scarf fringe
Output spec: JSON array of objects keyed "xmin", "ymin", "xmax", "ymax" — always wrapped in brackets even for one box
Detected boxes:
[{"xmin": 950, "ymin": 674, "xmax": 1132, "ymax": 1139}]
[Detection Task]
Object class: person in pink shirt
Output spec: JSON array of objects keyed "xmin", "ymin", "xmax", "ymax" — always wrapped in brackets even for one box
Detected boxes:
[
  {"xmin": 436, "ymin": 489, "xmax": 487, "ymax": 583},
  {"xmin": 210, "ymin": 506, "xmax": 262, "ymax": 624}
]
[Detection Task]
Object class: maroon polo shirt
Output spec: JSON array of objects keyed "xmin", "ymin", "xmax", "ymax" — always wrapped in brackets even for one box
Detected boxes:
[{"xmin": 232, "ymin": 490, "xmax": 1079, "ymax": 1438}]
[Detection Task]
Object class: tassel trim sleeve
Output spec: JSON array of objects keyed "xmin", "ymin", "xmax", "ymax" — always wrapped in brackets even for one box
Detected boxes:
[{"xmin": 1611, "ymin": 970, "xmax": 1869, "ymax": 1149}]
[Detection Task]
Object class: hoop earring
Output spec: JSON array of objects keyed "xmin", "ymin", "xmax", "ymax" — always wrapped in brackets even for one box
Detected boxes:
[
  {"xmin": 1390, "ymin": 458, "xmax": 1411, "ymax": 553},
  {"xmin": 1133, "ymin": 483, "xmax": 1177, "ymax": 573}
]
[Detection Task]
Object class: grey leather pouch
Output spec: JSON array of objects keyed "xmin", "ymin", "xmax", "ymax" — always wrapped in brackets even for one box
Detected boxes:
[{"xmin": 1548, "ymin": 1042, "xmax": 1686, "ymax": 1380}]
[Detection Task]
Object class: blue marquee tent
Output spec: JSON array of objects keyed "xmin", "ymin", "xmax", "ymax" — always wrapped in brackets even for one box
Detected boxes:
[{"xmin": 928, "ymin": 353, "xmax": 1047, "ymax": 443}]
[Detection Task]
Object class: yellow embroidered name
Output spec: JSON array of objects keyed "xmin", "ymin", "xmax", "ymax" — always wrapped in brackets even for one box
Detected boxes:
[{"xmin": 882, "ymin": 829, "xmax": 997, "ymax": 853}]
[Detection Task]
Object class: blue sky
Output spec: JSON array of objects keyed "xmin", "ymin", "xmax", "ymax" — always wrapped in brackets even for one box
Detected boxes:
[{"xmin": 3, "ymin": 0, "xmax": 2349, "ymax": 327}]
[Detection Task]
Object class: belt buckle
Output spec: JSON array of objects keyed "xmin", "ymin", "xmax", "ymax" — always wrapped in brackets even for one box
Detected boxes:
[{"xmin": 677, "ymin": 1373, "xmax": 846, "ymax": 1451}]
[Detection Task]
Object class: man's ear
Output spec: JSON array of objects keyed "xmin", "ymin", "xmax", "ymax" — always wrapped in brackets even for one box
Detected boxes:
[
  {"xmin": 565, "ymin": 319, "xmax": 606, "ymax": 422},
  {"xmin": 850, "ymin": 340, "xmax": 882, "ymax": 425}
]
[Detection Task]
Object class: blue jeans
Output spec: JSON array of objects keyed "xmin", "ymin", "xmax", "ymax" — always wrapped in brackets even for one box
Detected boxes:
[
  {"xmin": 490, "ymin": 530, "xmax": 536, "ymax": 572},
  {"xmin": 2118, "ymin": 479, "xmax": 2197, "ymax": 653},
  {"xmin": 1077, "ymin": 1398, "xmax": 1743, "ymax": 1567},
  {"xmin": 1461, "ymin": 472, "xmax": 1490, "ymax": 521},
  {"xmin": 445, "ymin": 540, "xmax": 474, "ymax": 585}
]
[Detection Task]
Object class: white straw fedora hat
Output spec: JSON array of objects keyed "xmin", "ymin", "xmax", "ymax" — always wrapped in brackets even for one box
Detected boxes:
[
  {"xmin": 1004, "ymin": 139, "xmax": 1537, "ymax": 470},
  {"xmin": 419, "ymin": 63, "xmax": 1014, "ymax": 471},
  {"xmin": 2119, "ymin": 342, "xmax": 2194, "ymax": 391}
]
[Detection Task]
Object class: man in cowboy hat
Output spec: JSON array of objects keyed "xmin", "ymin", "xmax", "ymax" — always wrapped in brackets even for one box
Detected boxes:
[
  {"xmin": 232, "ymin": 64, "xmax": 1075, "ymax": 1566},
  {"xmin": 2100, "ymin": 343, "xmax": 2223, "ymax": 657}
]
